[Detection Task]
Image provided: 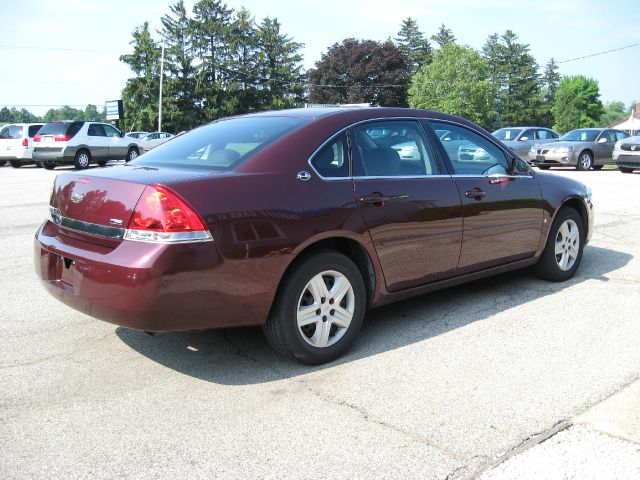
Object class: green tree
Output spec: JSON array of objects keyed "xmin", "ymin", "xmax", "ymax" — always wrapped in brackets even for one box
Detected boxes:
[
  {"xmin": 482, "ymin": 30, "xmax": 542, "ymax": 128},
  {"xmin": 83, "ymin": 104, "xmax": 105, "ymax": 121},
  {"xmin": 408, "ymin": 44, "xmax": 496, "ymax": 127},
  {"xmin": 256, "ymin": 17, "xmax": 305, "ymax": 110},
  {"xmin": 395, "ymin": 17, "xmax": 432, "ymax": 76},
  {"xmin": 552, "ymin": 75, "xmax": 604, "ymax": 133},
  {"xmin": 308, "ymin": 39, "xmax": 409, "ymax": 106},
  {"xmin": 42, "ymin": 105, "xmax": 85, "ymax": 122},
  {"xmin": 161, "ymin": 0, "xmax": 199, "ymax": 131},
  {"xmin": 600, "ymin": 101, "xmax": 628, "ymax": 127},
  {"xmin": 0, "ymin": 107, "xmax": 40, "ymax": 123},
  {"xmin": 191, "ymin": 0, "xmax": 233, "ymax": 120},
  {"xmin": 225, "ymin": 7, "xmax": 260, "ymax": 114},
  {"xmin": 120, "ymin": 22, "xmax": 161, "ymax": 131},
  {"xmin": 539, "ymin": 58, "xmax": 561, "ymax": 128},
  {"xmin": 430, "ymin": 24, "xmax": 456, "ymax": 47}
]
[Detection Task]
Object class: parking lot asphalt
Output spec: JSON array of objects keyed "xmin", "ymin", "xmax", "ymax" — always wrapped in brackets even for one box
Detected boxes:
[{"xmin": 1, "ymin": 164, "xmax": 639, "ymax": 479}]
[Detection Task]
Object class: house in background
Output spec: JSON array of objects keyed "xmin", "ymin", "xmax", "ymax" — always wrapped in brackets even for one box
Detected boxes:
[{"xmin": 610, "ymin": 103, "xmax": 640, "ymax": 135}]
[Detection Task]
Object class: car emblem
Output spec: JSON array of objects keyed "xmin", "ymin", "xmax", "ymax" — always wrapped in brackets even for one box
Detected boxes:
[
  {"xmin": 297, "ymin": 171, "xmax": 312, "ymax": 181},
  {"xmin": 109, "ymin": 218, "xmax": 123, "ymax": 226},
  {"xmin": 71, "ymin": 193, "xmax": 85, "ymax": 204}
]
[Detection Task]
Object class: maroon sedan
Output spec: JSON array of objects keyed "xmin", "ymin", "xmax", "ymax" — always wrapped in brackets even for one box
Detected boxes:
[{"xmin": 34, "ymin": 108, "xmax": 593, "ymax": 364}]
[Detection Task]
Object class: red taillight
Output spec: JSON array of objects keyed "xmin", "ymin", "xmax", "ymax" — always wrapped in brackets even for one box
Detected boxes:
[
  {"xmin": 34, "ymin": 135, "xmax": 41, "ymax": 142},
  {"xmin": 128, "ymin": 184, "xmax": 207, "ymax": 232},
  {"xmin": 22, "ymin": 138, "xmax": 28, "ymax": 147},
  {"xmin": 55, "ymin": 134, "xmax": 72, "ymax": 142}
]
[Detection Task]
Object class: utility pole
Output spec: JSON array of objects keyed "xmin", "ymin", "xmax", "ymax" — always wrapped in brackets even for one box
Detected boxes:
[{"xmin": 158, "ymin": 39, "xmax": 165, "ymax": 132}]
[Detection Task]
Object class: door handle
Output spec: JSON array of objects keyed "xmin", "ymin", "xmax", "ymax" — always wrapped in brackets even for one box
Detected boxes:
[{"xmin": 464, "ymin": 188, "xmax": 486, "ymax": 200}]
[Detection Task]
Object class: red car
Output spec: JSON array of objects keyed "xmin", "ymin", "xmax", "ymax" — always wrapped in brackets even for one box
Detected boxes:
[{"xmin": 34, "ymin": 108, "xmax": 594, "ymax": 364}]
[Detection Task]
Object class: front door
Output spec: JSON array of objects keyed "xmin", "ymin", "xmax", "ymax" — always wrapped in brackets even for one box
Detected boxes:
[{"xmin": 428, "ymin": 121, "xmax": 544, "ymax": 274}]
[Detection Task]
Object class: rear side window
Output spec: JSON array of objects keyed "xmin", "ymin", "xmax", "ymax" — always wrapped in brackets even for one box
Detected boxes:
[
  {"xmin": 134, "ymin": 117, "xmax": 308, "ymax": 170},
  {"xmin": 0, "ymin": 125, "xmax": 24, "ymax": 139},
  {"xmin": 88, "ymin": 124, "xmax": 107, "ymax": 136},
  {"xmin": 311, "ymin": 134, "xmax": 349, "ymax": 178}
]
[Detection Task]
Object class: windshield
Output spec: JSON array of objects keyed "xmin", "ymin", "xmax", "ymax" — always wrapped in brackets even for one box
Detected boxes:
[
  {"xmin": 560, "ymin": 129, "xmax": 599, "ymax": 142},
  {"xmin": 133, "ymin": 116, "xmax": 309, "ymax": 170},
  {"xmin": 492, "ymin": 128, "xmax": 523, "ymax": 141}
]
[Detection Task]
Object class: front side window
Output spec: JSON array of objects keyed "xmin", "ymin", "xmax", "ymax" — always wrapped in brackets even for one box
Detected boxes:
[
  {"xmin": 104, "ymin": 125, "xmax": 121, "ymax": 138},
  {"xmin": 430, "ymin": 121, "xmax": 510, "ymax": 176},
  {"xmin": 351, "ymin": 120, "xmax": 438, "ymax": 177},
  {"xmin": 521, "ymin": 129, "xmax": 535, "ymax": 141},
  {"xmin": 615, "ymin": 131, "xmax": 629, "ymax": 141}
]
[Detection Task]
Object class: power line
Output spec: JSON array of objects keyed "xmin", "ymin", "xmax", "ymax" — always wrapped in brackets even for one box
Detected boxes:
[
  {"xmin": 0, "ymin": 44, "xmax": 125, "ymax": 54},
  {"xmin": 557, "ymin": 42, "xmax": 640, "ymax": 64}
]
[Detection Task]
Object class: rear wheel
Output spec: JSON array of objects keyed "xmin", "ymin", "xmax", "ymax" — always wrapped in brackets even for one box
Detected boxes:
[
  {"xmin": 125, "ymin": 147, "xmax": 139, "ymax": 162},
  {"xmin": 592, "ymin": 165, "xmax": 604, "ymax": 170},
  {"xmin": 74, "ymin": 150, "xmax": 91, "ymax": 169},
  {"xmin": 264, "ymin": 251, "xmax": 366, "ymax": 364},
  {"xmin": 9, "ymin": 161, "xmax": 22, "ymax": 168},
  {"xmin": 576, "ymin": 151, "xmax": 593, "ymax": 170},
  {"xmin": 42, "ymin": 162, "xmax": 56, "ymax": 170},
  {"xmin": 538, "ymin": 166, "xmax": 551, "ymax": 170},
  {"xmin": 620, "ymin": 167, "xmax": 634, "ymax": 174},
  {"xmin": 35, "ymin": 162, "xmax": 43, "ymax": 168},
  {"xmin": 97, "ymin": 160, "xmax": 108, "ymax": 167},
  {"xmin": 0, "ymin": 160, "xmax": 6, "ymax": 166},
  {"xmin": 534, "ymin": 207, "xmax": 585, "ymax": 282}
]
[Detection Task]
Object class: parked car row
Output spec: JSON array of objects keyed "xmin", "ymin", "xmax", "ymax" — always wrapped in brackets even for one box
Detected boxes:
[{"xmin": 1, "ymin": 122, "xmax": 174, "ymax": 169}]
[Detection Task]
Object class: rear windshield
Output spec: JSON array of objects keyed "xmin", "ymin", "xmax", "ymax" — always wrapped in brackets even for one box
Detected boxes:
[
  {"xmin": 133, "ymin": 116, "xmax": 309, "ymax": 170},
  {"xmin": 38, "ymin": 122, "xmax": 83, "ymax": 135},
  {"xmin": 0, "ymin": 125, "xmax": 24, "ymax": 139},
  {"xmin": 492, "ymin": 128, "xmax": 523, "ymax": 141}
]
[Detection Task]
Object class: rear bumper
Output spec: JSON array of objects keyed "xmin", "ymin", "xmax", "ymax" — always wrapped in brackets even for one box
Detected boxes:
[
  {"xmin": 34, "ymin": 220, "xmax": 285, "ymax": 331},
  {"xmin": 32, "ymin": 147, "xmax": 74, "ymax": 163}
]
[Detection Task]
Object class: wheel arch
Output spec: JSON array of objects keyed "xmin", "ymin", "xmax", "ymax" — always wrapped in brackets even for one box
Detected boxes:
[
  {"xmin": 547, "ymin": 195, "xmax": 591, "ymax": 246},
  {"xmin": 279, "ymin": 235, "xmax": 378, "ymax": 308}
]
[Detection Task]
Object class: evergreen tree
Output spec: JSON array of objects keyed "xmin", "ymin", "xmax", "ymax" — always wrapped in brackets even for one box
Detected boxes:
[
  {"xmin": 308, "ymin": 39, "xmax": 410, "ymax": 106},
  {"xmin": 539, "ymin": 58, "xmax": 561, "ymax": 128},
  {"xmin": 552, "ymin": 75, "xmax": 603, "ymax": 132},
  {"xmin": 482, "ymin": 30, "xmax": 542, "ymax": 128},
  {"xmin": 225, "ymin": 7, "xmax": 260, "ymax": 114},
  {"xmin": 409, "ymin": 44, "xmax": 496, "ymax": 128},
  {"xmin": 191, "ymin": 0, "xmax": 233, "ymax": 120},
  {"xmin": 120, "ymin": 22, "xmax": 161, "ymax": 131},
  {"xmin": 431, "ymin": 24, "xmax": 456, "ymax": 47},
  {"xmin": 161, "ymin": 0, "xmax": 198, "ymax": 131},
  {"xmin": 256, "ymin": 18, "xmax": 305, "ymax": 110},
  {"xmin": 395, "ymin": 17, "xmax": 432, "ymax": 76}
]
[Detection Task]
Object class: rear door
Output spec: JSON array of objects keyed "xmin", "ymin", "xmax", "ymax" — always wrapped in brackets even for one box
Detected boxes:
[
  {"xmin": 349, "ymin": 120, "xmax": 463, "ymax": 292},
  {"xmin": 428, "ymin": 120, "xmax": 544, "ymax": 274}
]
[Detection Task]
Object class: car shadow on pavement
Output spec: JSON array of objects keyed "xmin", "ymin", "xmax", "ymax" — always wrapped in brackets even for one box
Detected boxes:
[{"xmin": 116, "ymin": 244, "xmax": 632, "ymax": 385}]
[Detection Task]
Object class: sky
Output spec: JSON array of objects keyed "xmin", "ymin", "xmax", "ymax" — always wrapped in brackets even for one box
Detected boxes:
[{"xmin": 1, "ymin": 0, "xmax": 638, "ymax": 117}]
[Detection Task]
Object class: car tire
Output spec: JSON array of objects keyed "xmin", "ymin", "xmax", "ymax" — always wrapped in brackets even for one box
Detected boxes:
[
  {"xmin": 0, "ymin": 160, "xmax": 6, "ymax": 166},
  {"xmin": 74, "ymin": 150, "xmax": 91, "ymax": 169},
  {"xmin": 41, "ymin": 162, "xmax": 56, "ymax": 170},
  {"xmin": 620, "ymin": 167, "xmax": 634, "ymax": 174},
  {"xmin": 9, "ymin": 161, "xmax": 22, "ymax": 168},
  {"xmin": 263, "ymin": 250, "xmax": 366, "ymax": 365},
  {"xmin": 97, "ymin": 160, "xmax": 108, "ymax": 167},
  {"xmin": 538, "ymin": 166, "xmax": 551, "ymax": 170},
  {"xmin": 35, "ymin": 162, "xmax": 42, "ymax": 168},
  {"xmin": 533, "ymin": 207, "xmax": 585, "ymax": 282},
  {"xmin": 576, "ymin": 151, "xmax": 593, "ymax": 170},
  {"xmin": 593, "ymin": 165, "xmax": 604, "ymax": 170},
  {"xmin": 125, "ymin": 147, "xmax": 139, "ymax": 162}
]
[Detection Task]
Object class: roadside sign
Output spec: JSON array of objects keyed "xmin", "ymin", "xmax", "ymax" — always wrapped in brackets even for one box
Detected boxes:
[{"xmin": 105, "ymin": 100, "xmax": 123, "ymax": 120}]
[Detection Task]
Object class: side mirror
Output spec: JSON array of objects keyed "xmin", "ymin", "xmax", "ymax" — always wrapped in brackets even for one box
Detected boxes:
[
  {"xmin": 597, "ymin": 137, "xmax": 607, "ymax": 144},
  {"xmin": 519, "ymin": 136, "xmax": 528, "ymax": 141}
]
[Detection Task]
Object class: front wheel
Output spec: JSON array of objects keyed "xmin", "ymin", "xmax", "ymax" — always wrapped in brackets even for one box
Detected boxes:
[
  {"xmin": 74, "ymin": 150, "xmax": 91, "ymax": 169},
  {"xmin": 264, "ymin": 251, "xmax": 366, "ymax": 364},
  {"xmin": 0, "ymin": 160, "xmax": 6, "ymax": 166},
  {"xmin": 534, "ymin": 207, "xmax": 585, "ymax": 282},
  {"xmin": 592, "ymin": 165, "xmax": 604, "ymax": 170},
  {"xmin": 9, "ymin": 161, "xmax": 22, "ymax": 168},
  {"xmin": 576, "ymin": 151, "xmax": 593, "ymax": 170},
  {"xmin": 620, "ymin": 167, "xmax": 634, "ymax": 174},
  {"xmin": 125, "ymin": 147, "xmax": 139, "ymax": 162},
  {"xmin": 538, "ymin": 166, "xmax": 551, "ymax": 170}
]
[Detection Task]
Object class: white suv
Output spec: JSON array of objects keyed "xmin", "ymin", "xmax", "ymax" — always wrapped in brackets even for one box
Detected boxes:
[
  {"xmin": 32, "ymin": 121, "xmax": 141, "ymax": 170},
  {"xmin": 0, "ymin": 123, "xmax": 45, "ymax": 167}
]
